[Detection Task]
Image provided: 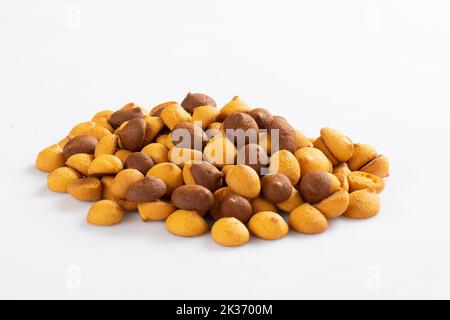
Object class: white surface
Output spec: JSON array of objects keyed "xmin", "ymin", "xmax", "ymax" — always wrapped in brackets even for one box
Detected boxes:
[{"xmin": 1, "ymin": 0, "xmax": 450, "ymax": 300}]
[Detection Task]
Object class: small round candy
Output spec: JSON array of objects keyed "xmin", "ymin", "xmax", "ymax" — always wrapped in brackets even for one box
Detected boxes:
[
  {"xmin": 171, "ymin": 185, "xmax": 214, "ymax": 216},
  {"xmin": 248, "ymin": 211, "xmax": 289, "ymax": 240},
  {"xmin": 225, "ymin": 165, "xmax": 261, "ymax": 199},
  {"xmin": 261, "ymin": 173, "xmax": 292, "ymax": 204},
  {"xmin": 165, "ymin": 210, "xmax": 209, "ymax": 237},
  {"xmin": 87, "ymin": 200, "xmax": 124, "ymax": 226},
  {"xmin": 289, "ymin": 204, "xmax": 328, "ymax": 234},
  {"xmin": 220, "ymin": 194, "xmax": 253, "ymax": 223},
  {"xmin": 211, "ymin": 218, "xmax": 250, "ymax": 247}
]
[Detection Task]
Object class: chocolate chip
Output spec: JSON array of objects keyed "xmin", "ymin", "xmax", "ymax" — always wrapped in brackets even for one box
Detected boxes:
[
  {"xmin": 118, "ymin": 118, "xmax": 146, "ymax": 152},
  {"xmin": 222, "ymin": 112, "xmax": 259, "ymax": 145},
  {"xmin": 125, "ymin": 152, "xmax": 154, "ymax": 175},
  {"xmin": 261, "ymin": 173, "xmax": 292, "ymax": 203},
  {"xmin": 249, "ymin": 108, "xmax": 273, "ymax": 129},
  {"xmin": 125, "ymin": 176, "xmax": 166, "ymax": 203},
  {"xmin": 181, "ymin": 92, "xmax": 217, "ymax": 113},
  {"xmin": 171, "ymin": 185, "xmax": 214, "ymax": 215},
  {"xmin": 268, "ymin": 116, "xmax": 297, "ymax": 153},
  {"xmin": 171, "ymin": 122, "xmax": 207, "ymax": 150},
  {"xmin": 190, "ymin": 162, "xmax": 224, "ymax": 192},
  {"xmin": 108, "ymin": 107, "xmax": 144, "ymax": 129},
  {"xmin": 299, "ymin": 172, "xmax": 335, "ymax": 204},
  {"xmin": 237, "ymin": 144, "xmax": 269, "ymax": 174},
  {"xmin": 63, "ymin": 135, "xmax": 97, "ymax": 160},
  {"xmin": 220, "ymin": 194, "xmax": 253, "ymax": 223}
]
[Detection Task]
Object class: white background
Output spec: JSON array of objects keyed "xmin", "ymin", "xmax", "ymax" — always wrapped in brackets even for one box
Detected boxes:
[{"xmin": 1, "ymin": 0, "xmax": 449, "ymax": 300}]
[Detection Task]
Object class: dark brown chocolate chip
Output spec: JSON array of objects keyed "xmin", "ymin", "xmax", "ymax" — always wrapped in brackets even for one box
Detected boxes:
[
  {"xmin": 237, "ymin": 144, "xmax": 269, "ymax": 174},
  {"xmin": 249, "ymin": 108, "xmax": 273, "ymax": 129},
  {"xmin": 261, "ymin": 173, "xmax": 293, "ymax": 203},
  {"xmin": 222, "ymin": 112, "xmax": 259, "ymax": 145},
  {"xmin": 171, "ymin": 185, "xmax": 214, "ymax": 216},
  {"xmin": 211, "ymin": 188, "xmax": 236, "ymax": 221},
  {"xmin": 220, "ymin": 194, "xmax": 253, "ymax": 223},
  {"xmin": 63, "ymin": 135, "xmax": 97, "ymax": 160},
  {"xmin": 181, "ymin": 92, "xmax": 217, "ymax": 113},
  {"xmin": 190, "ymin": 162, "xmax": 224, "ymax": 192},
  {"xmin": 118, "ymin": 118, "xmax": 146, "ymax": 152},
  {"xmin": 268, "ymin": 116, "xmax": 297, "ymax": 153},
  {"xmin": 299, "ymin": 172, "xmax": 335, "ymax": 204},
  {"xmin": 108, "ymin": 107, "xmax": 144, "ymax": 129},
  {"xmin": 171, "ymin": 122, "xmax": 207, "ymax": 150},
  {"xmin": 126, "ymin": 176, "xmax": 166, "ymax": 203},
  {"xmin": 125, "ymin": 152, "xmax": 154, "ymax": 175}
]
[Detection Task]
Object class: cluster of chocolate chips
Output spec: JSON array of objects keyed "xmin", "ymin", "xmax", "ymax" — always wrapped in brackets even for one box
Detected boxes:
[{"xmin": 36, "ymin": 93, "xmax": 389, "ymax": 247}]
